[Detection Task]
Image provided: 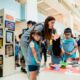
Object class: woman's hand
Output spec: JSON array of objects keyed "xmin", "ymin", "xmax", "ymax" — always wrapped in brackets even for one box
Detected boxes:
[{"xmin": 52, "ymin": 34, "xmax": 60, "ymax": 40}]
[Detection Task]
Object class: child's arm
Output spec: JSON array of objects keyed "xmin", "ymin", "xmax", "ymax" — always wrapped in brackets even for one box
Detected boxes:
[{"xmin": 30, "ymin": 42, "xmax": 40, "ymax": 64}]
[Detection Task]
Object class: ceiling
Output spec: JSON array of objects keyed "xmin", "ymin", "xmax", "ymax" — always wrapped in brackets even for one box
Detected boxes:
[
  {"xmin": 37, "ymin": 0, "xmax": 80, "ymax": 33},
  {"xmin": 16, "ymin": 0, "xmax": 80, "ymax": 32},
  {"xmin": 16, "ymin": 0, "xmax": 26, "ymax": 4}
]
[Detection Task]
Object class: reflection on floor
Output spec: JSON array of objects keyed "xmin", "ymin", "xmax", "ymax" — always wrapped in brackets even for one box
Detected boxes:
[{"xmin": 0, "ymin": 56, "xmax": 80, "ymax": 80}]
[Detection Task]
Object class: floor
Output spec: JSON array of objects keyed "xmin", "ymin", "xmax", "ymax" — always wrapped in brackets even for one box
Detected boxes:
[{"xmin": 0, "ymin": 56, "xmax": 80, "ymax": 80}]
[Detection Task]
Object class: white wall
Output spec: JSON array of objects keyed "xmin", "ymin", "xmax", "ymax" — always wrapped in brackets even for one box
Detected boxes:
[
  {"xmin": 0, "ymin": 0, "xmax": 21, "ymax": 19},
  {"xmin": 38, "ymin": 12, "xmax": 46, "ymax": 23}
]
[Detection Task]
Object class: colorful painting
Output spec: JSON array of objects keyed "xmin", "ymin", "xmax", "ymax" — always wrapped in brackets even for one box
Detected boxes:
[
  {"xmin": 0, "ymin": 29, "xmax": 3, "ymax": 37},
  {"xmin": 6, "ymin": 15, "xmax": 14, "ymax": 21},
  {"xmin": 0, "ymin": 16, "xmax": 3, "ymax": 27},
  {"xmin": 5, "ymin": 20, "xmax": 15, "ymax": 31},
  {"xmin": 0, "ymin": 55, "xmax": 3, "ymax": 65},
  {"xmin": 5, "ymin": 44, "xmax": 14, "ymax": 57},
  {"xmin": 0, "ymin": 38, "xmax": 3, "ymax": 49}
]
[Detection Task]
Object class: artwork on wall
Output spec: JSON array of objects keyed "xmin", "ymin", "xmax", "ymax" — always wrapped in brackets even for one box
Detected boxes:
[
  {"xmin": 0, "ymin": 55, "xmax": 3, "ymax": 65},
  {"xmin": 0, "ymin": 38, "xmax": 3, "ymax": 49},
  {"xmin": 0, "ymin": 29, "xmax": 3, "ymax": 37},
  {"xmin": 6, "ymin": 31, "xmax": 14, "ymax": 43},
  {"xmin": 5, "ymin": 20, "xmax": 15, "ymax": 31},
  {"xmin": 5, "ymin": 44, "xmax": 14, "ymax": 57},
  {"xmin": 0, "ymin": 55, "xmax": 3, "ymax": 77},
  {"xmin": 6, "ymin": 15, "xmax": 14, "ymax": 21},
  {"xmin": 0, "ymin": 16, "xmax": 3, "ymax": 27}
]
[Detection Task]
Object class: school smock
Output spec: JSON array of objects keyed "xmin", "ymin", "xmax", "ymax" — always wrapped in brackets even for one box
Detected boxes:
[
  {"xmin": 62, "ymin": 38, "xmax": 76, "ymax": 61},
  {"xmin": 26, "ymin": 41, "xmax": 41, "ymax": 66}
]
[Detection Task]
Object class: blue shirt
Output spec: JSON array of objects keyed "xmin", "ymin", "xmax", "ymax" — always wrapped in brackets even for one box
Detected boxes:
[
  {"xmin": 15, "ymin": 43, "xmax": 19, "ymax": 56},
  {"xmin": 62, "ymin": 38, "xmax": 76, "ymax": 59},
  {"xmin": 26, "ymin": 41, "xmax": 41, "ymax": 65}
]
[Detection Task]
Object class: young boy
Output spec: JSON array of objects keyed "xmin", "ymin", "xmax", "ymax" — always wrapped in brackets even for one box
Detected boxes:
[{"xmin": 62, "ymin": 28, "xmax": 78, "ymax": 62}]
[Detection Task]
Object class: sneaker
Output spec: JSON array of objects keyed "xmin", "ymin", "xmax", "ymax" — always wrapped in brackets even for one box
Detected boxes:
[
  {"xmin": 21, "ymin": 68, "xmax": 27, "ymax": 73},
  {"xmin": 16, "ymin": 64, "xmax": 20, "ymax": 67}
]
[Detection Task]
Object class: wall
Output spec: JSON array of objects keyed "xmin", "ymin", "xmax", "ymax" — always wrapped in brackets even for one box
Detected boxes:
[
  {"xmin": 38, "ymin": 12, "xmax": 46, "ymax": 23},
  {"xmin": 0, "ymin": 0, "xmax": 21, "ymax": 19},
  {"xmin": 15, "ymin": 22, "xmax": 26, "ymax": 41}
]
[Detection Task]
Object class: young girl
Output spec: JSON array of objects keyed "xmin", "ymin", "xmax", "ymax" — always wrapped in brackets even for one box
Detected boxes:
[
  {"xmin": 62, "ymin": 28, "xmax": 78, "ymax": 62},
  {"xmin": 26, "ymin": 30, "xmax": 41, "ymax": 80}
]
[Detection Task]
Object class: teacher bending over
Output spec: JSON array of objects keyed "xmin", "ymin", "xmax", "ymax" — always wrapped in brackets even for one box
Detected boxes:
[{"xmin": 44, "ymin": 16, "xmax": 64, "ymax": 65}]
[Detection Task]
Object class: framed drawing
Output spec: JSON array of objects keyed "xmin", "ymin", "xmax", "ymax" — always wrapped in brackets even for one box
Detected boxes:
[
  {"xmin": 5, "ymin": 20, "xmax": 15, "ymax": 31},
  {"xmin": 0, "ymin": 29, "xmax": 3, "ymax": 37},
  {"xmin": 0, "ymin": 38, "xmax": 3, "ymax": 49},
  {"xmin": 0, "ymin": 55, "xmax": 3, "ymax": 65},
  {"xmin": 0, "ymin": 16, "xmax": 3, "ymax": 27},
  {"xmin": 6, "ymin": 15, "xmax": 14, "ymax": 21},
  {"xmin": 5, "ymin": 44, "xmax": 14, "ymax": 57},
  {"xmin": 6, "ymin": 31, "xmax": 14, "ymax": 43}
]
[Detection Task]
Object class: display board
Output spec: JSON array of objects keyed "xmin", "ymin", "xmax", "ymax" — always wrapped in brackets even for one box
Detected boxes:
[{"xmin": 0, "ymin": 9, "xmax": 15, "ymax": 77}]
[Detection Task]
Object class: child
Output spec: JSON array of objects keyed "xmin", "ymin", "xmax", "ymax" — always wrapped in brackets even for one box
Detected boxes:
[
  {"xmin": 26, "ymin": 30, "xmax": 41, "ymax": 80},
  {"xmin": 62, "ymin": 28, "xmax": 78, "ymax": 62},
  {"xmin": 15, "ymin": 41, "xmax": 20, "ymax": 67}
]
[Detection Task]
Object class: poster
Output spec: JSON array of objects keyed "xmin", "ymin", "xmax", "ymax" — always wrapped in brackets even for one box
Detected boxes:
[
  {"xmin": 0, "ymin": 29, "xmax": 3, "ymax": 37},
  {"xmin": 5, "ymin": 20, "xmax": 15, "ymax": 31},
  {"xmin": 0, "ymin": 16, "xmax": 3, "ymax": 27},
  {"xmin": 6, "ymin": 31, "xmax": 14, "ymax": 43},
  {"xmin": 0, "ymin": 38, "xmax": 3, "ymax": 49},
  {"xmin": 5, "ymin": 44, "xmax": 14, "ymax": 57},
  {"xmin": 6, "ymin": 15, "xmax": 14, "ymax": 21},
  {"xmin": 0, "ymin": 55, "xmax": 3, "ymax": 77},
  {"xmin": 0, "ymin": 55, "xmax": 3, "ymax": 65}
]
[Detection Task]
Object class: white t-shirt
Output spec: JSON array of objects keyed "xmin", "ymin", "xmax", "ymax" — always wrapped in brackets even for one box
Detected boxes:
[{"xmin": 30, "ymin": 41, "xmax": 35, "ymax": 48}]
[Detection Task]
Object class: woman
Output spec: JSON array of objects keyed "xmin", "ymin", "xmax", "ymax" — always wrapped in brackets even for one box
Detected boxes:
[{"xmin": 44, "ymin": 16, "xmax": 64, "ymax": 65}]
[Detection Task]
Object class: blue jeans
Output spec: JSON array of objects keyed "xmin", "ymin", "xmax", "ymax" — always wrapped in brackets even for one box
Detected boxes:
[{"xmin": 51, "ymin": 54, "xmax": 63, "ymax": 64}]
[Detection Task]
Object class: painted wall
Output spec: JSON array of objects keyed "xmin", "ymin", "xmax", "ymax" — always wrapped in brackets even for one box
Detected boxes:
[{"xmin": 0, "ymin": 0, "xmax": 21, "ymax": 19}]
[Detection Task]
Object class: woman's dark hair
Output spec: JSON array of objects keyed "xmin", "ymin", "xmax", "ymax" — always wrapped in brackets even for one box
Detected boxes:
[
  {"xmin": 32, "ymin": 21, "xmax": 36, "ymax": 26},
  {"xmin": 29, "ymin": 30, "xmax": 41, "ymax": 42},
  {"xmin": 44, "ymin": 16, "xmax": 55, "ymax": 40},
  {"xmin": 27, "ymin": 20, "xmax": 33, "ymax": 24}
]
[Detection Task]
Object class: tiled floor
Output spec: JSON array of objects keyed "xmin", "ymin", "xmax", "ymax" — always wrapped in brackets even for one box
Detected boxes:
[{"xmin": 0, "ymin": 56, "xmax": 80, "ymax": 80}]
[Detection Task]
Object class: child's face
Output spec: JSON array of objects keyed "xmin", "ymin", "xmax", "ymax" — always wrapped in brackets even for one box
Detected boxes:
[
  {"xmin": 64, "ymin": 33, "xmax": 71, "ymax": 39},
  {"xmin": 32, "ymin": 34, "xmax": 41, "ymax": 41}
]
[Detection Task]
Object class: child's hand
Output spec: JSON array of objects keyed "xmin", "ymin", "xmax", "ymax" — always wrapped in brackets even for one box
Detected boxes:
[
  {"xmin": 66, "ymin": 52, "xmax": 72, "ymax": 55},
  {"xmin": 36, "ymin": 60, "xmax": 40, "ymax": 65}
]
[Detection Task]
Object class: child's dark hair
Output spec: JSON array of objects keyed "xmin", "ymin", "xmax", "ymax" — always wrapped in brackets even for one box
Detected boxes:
[
  {"xmin": 30, "ymin": 30, "xmax": 41, "ymax": 43},
  {"xmin": 64, "ymin": 28, "xmax": 72, "ymax": 34},
  {"xmin": 64, "ymin": 28, "xmax": 73, "ymax": 37}
]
